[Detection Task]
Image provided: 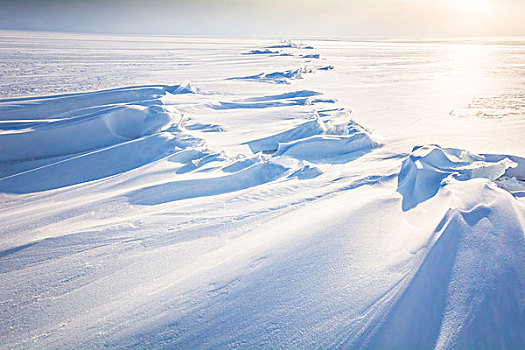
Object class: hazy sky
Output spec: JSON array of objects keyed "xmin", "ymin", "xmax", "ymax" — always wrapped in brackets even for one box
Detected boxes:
[{"xmin": 0, "ymin": 0, "xmax": 524, "ymax": 37}]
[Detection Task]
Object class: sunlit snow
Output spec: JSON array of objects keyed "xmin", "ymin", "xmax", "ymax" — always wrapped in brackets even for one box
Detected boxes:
[{"xmin": 0, "ymin": 31, "xmax": 524, "ymax": 349}]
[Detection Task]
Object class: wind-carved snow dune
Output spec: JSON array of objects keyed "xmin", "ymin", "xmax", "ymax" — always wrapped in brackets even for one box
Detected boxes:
[
  {"xmin": 0, "ymin": 104, "xmax": 180, "ymax": 162},
  {"xmin": 0, "ymin": 83, "xmax": 200, "ymax": 192},
  {"xmin": 127, "ymin": 160, "xmax": 289, "ymax": 205},
  {"xmin": 397, "ymin": 144, "xmax": 523, "ymax": 210},
  {"xmin": 267, "ymin": 41, "xmax": 315, "ymax": 50},
  {"xmin": 364, "ymin": 144, "xmax": 525, "ymax": 349},
  {"xmin": 227, "ymin": 66, "xmax": 332, "ymax": 84},
  {"xmin": 0, "ymin": 83, "xmax": 195, "ymax": 121},
  {"xmin": 0, "ymin": 82, "xmax": 196, "ymax": 161},
  {"xmin": 212, "ymin": 90, "xmax": 335, "ymax": 110},
  {"xmin": 246, "ymin": 117, "xmax": 379, "ymax": 164},
  {"xmin": 368, "ymin": 179, "xmax": 525, "ymax": 349},
  {"xmin": 244, "ymin": 49, "xmax": 280, "ymax": 55}
]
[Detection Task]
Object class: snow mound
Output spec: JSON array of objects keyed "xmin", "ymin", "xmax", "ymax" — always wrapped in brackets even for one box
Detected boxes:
[
  {"xmin": 228, "ymin": 66, "xmax": 332, "ymax": 85},
  {"xmin": 496, "ymin": 176, "xmax": 525, "ymax": 197},
  {"xmin": 247, "ymin": 119, "xmax": 326, "ymax": 154},
  {"xmin": 227, "ymin": 67, "xmax": 315, "ymax": 84},
  {"xmin": 0, "ymin": 105, "xmax": 180, "ymax": 162},
  {"xmin": 267, "ymin": 41, "xmax": 314, "ymax": 49},
  {"xmin": 301, "ymin": 53, "xmax": 320, "ymax": 59},
  {"xmin": 0, "ymin": 133, "xmax": 177, "ymax": 193},
  {"xmin": 275, "ymin": 134, "xmax": 376, "ymax": 163},
  {"xmin": 212, "ymin": 90, "xmax": 334, "ymax": 110},
  {"xmin": 243, "ymin": 49, "xmax": 280, "ymax": 55},
  {"xmin": 243, "ymin": 90, "xmax": 321, "ymax": 101},
  {"xmin": 0, "ymin": 83, "xmax": 193, "ymax": 121},
  {"xmin": 367, "ymin": 179, "xmax": 525, "ymax": 349},
  {"xmin": 246, "ymin": 117, "xmax": 379, "ymax": 163},
  {"xmin": 182, "ymin": 121, "xmax": 226, "ymax": 133},
  {"xmin": 0, "ymin": 83, "xmax": 198, "ymax": 162},
  {"xmin": 0, "ymin": 83, "xmax": 204, "ymax": 192},
  {"xmin": 275, "ymin": 52, "xmax": 294, "ymax": 57},
  {"xmin": 127, "ymin": 161, "xmax": 288, "ymax": 205},
  {"xmin": 398, "ymin": 145, "xmax": 519, "ymax": 210}
]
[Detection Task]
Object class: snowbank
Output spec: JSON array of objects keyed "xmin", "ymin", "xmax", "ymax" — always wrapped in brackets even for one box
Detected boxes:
[
  {"xmin": 228, "ymin": 66, "xmax": 330, "ymax": 84},
  {"xmin": 0, "ymin": 133, "xmax": 177, "ymax": 193},
  {"xmin": 0, "ymin": 105, "xmax": 180, "ymax": 161},
  {"xmin": 247, "ymin": 117, "xmax": 379, "ymax": 163},
  {"xmin": 368, "ymin": 179, "xmax": 525, "ymax": 349},
  {"xmin": 0, "ymin": 83, "xmax": 194, "ymax": 121},
  {"xmin": 398, "ymin": 145, "xmax": 519, "ymax": 210},
  {"xmin": 127, "ymin": 161, "xmax": 288, "ymax": 205}
]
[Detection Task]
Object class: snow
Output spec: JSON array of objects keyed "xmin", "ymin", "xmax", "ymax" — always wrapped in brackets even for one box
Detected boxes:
[
  {"xmin": 0, "ymin": 31, "xmax": 524, "ymax": 349},
  {"xmin": 369, "ymin": 179, "xmax": 524, "ymax": 349},
  {"xmin": 397, "ymin": 145, "xmax": 519, "ymax": 210}
]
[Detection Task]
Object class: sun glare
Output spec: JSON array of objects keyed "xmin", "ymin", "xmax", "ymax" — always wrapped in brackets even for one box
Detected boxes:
[{"xmin": 449, "ymin": 0, "xmax": 494, "ymax": 18}]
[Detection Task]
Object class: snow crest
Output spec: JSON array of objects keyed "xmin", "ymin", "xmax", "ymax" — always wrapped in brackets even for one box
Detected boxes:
[{"xmin": 397, "ymin": 145, "xmax": 519, "ymax": 210}]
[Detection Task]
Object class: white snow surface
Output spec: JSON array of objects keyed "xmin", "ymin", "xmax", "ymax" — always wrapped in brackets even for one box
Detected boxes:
[{"xmin": 0, "ymin": 31, "xmax": 524, "ymax": 349}]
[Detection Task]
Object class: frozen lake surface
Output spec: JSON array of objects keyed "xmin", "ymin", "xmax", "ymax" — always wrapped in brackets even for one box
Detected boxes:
[{"xmin": 0, "ymin": 31, "xmax": 524, "ymax": 348}]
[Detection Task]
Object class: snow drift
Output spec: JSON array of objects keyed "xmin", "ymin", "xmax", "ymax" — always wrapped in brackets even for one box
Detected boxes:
[
  {"xmin": 0, "ymin": 105, "xmax": 180, "ymax": 162},
  {"xmin": 397, "ymin": 145, "xmax": 521, "ymax": 210},
  {"xmin": 0, "ymin": 83, "xmax": 194, "ymax": 121},
  {"xmin": 0, "ymin": 84, "xmax": 198, "ymax": 192},
  {"xmin": 368, "ymin": 179, "xmax": 525, "ymax": 349},
  {"xmin": 246, "ymin": 117, "xmax": 378, "ymax": 160},
  {"xmin": 228, "ymin": 66, "xmax": 330, "ymax": 84}
]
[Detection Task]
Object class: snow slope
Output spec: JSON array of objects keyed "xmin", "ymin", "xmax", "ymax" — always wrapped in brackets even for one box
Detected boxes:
[{"xmin": 0, "ymin": 31, "xmax": 524, "ymax": 349}]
